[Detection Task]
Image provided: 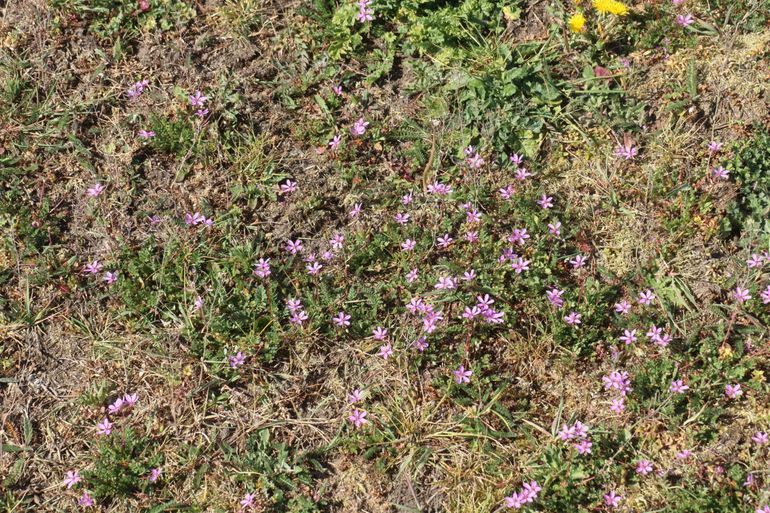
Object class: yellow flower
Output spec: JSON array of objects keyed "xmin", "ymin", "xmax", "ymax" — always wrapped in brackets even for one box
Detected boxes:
[
  {"xmin": 569, "ymin": 13, "xmax": 586, "ymax": 32},
  {"xmin": 592, "ymin": 0, "xmax": 629, "ymax": 15}
]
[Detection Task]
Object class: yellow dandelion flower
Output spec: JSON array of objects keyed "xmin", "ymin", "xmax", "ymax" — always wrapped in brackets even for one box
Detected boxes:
[
  {"xmin": 569, "ymin": 13, "xmax": 586, "ymax": 32},
  {"xmin": 592, "ymin": 0, "xmax": 629, "ymax": 15}
]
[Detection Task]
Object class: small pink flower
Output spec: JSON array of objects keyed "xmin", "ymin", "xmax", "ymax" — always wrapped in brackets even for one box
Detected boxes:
[
  {"xmin": 138, "ymin": 129, "xmax": 155, "ymax": 139},
  {"xmin": 638, "ymin": 289, "xmax": 655, "ymax": 305},
  {"xmin": 329, "ymin": 134, "xmax": 341, "ymax": 150},
  {"xmin": 372, "ymin": 327, "xmax": 388, "ymax": 340},
  {"xmin": 604, "ymin": 490, "xmax": 622, "ymax": 508},
  {"xmin": 614, "ymin": 300, "xmax": 631, "ymax": 314},
  {"xmin": 149, "ymin": 468, "xmax": 162, "ymax": 482},
  {"xmin": 452, "ymin": 364, "xmax": 473, "ymax": 384},
  {"xmin": 229, "ymin": 351, "xmax": 246, "ymax": 368},
  {"xmin": 78, "ymin": 491, "xmax": 94, "ymax": 507},
  {"xmin": 377, "ymin": 343, "xmax": 393, "ymax": 359},
  {"xmin": 635, "ymin": 459, "xmax": 653, "ymax": 475},
  {"xmin": 96, "ymin": 418, "xmax": 113, "ymax": 435},
  {"xmin": 752, "ymin": 431, "xmax": 768, "ymax": 445},
  {"xmin": 712, "ymin": 166, "xmax": 730, "ymax": 179},
  {"xmin": 733, "ymin": 287, "xmax": 751, "ymax": 303},
  {"xmin": 564, "ymin": 311, "xmax": 581, "ymax": 326},
  {"xmin": 610, "ymin": 398, "xmax": 625, "ymax": 413},
  {"xmin": 333, "ymin": 311, "xmax": 351, "ymax": 327},
  {"xmin": 348, "ymin": 408, "xmax": 368, "ymax": 428},
  {"xmin": 103, "ymin": 271, "xmax": 118, "ymax": 285},
  {"xmin": 670, "ymin": 380, "xmax": 689, "ymax": 393},
  {"xmin": 707, "ymin": 141, "xmax": 723, "ymax": 153},
  {"xmin": 537, "ymin": 194, "xmax": 553, "ymax": 209},
  {"xmin": 64, "ymin": 470, "xmax": 81, "ymax": 489},
  {"xmin": 676, "ymin": 13, "xmax": 695, "ymax": 26},
  {"xmin": 87, "ymin": 183, "xmax": 106, "ymax": 197},
  {"xmin": 347, "ymin": 389, "xmax": 364, "ymax": 404},
  {"xmin": 351, "ymin": 117, "xmax": 369, "ymax": 137},
  {"xmin": 725, "ymin": 383, "xmax": 742, "ymax": 399},
  {"xmin": 350, "ymin": 203, "xmax": 362, "ymax": 218},
  {"xmin": 412, "ymin": 337, "xmax": 428, "ymax": 352}
]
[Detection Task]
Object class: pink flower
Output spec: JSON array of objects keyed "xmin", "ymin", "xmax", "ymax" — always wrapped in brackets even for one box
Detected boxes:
[
  {"xmin": 761, "ymin": 285, "xmax": 770, "ymax": 304},
  {"xmin": 78, "ymin": 491, "xmax": 94, "ymax": 507},
  {"xmin": 511, "ymin": 257, "xmax": 530, "ymax": 274},
  {"xmin": 103, "ymin": 271, "xmax": 118, "ymax": 285},
  {"xmin": 499, "ymin": 184, "xmax": 516, "ymax": 200},
  {"xmin": 614, "ymin": 143, "xmax": 638, "ymax": 160},
  {"xmin": 333, "ymin": 311, "xmax": 351, "ymax": 327},
  {"xmin": 747, "ymin": 254, "xmax": 765, "ymax": 268},
  {"xmin": 285, "ymin": 239, "xmax": 303, "ymax": 255},
  {"xmin": 676, "ymin": 13, "xmax": 695, "ymax": 26},
  {"xmin": 619, "ymin": 329, "xmax": 637, "ymax": 345},
  {"xmin": 394, "ymin": 212, "xmax": 410, "ymax": 224},
  {"xmin": 87, "ymin": 183, "xmax": 106, "ymax": 197},
  {"xmin": 614, "ymin": 300, "xmax": 631, "ymax": 314},
  {"xmin": 329, "ymin": 134, "xmax": 341, "ymax": 150},
  {"xmin": 240, "ymin": 492, "xmax": 256, "ymax": 509},
  {"xmin": 452, "ymin": 364, "xmax": 472, "ymax": 384},
  {"xmin": 712, "ymin": 166, "xmax": 730, "ymax": 179},
  {"xmin": 670, "ymin": 380, "xmax": 689, "ymax": 393},
  {"xmin": 406, "ymin": 268, "xmax": 418, "ymax": 283},
  {"xmin": 351, "ymin": 117, "xmax": 369, "ymax": 136},
  {"xmin": 548, "ymin": 221, "xmax": 561, "ymax": 236},
  {"xmin": 574, "ymin": 439, "xmax": 592, "ymax": 454},
  {"xmin": 725, "ymin": 383, "xmax": 742, "ymax": 399},
  {"xmin": 412, "ymin": 337, "xmax": 428, "ymax": 352},
  {"xmin": 604, "ymin": 490, "xmax": 622, "ymax": 508},
  {"xmin": 435, "ymin": 276, "xmax": 457, "ymax": 290},
  {"xmin": 108, "ymin": 397, "xmax": 124, "ymax": 414},
  {"xmin": 437, "ymin": 233, "xmax": 454, "ymax": 248},
  {"xmin": 332, "ymin": 85, "xmax": 343, "ymax": 96},
  {"xmin": 347, "ymin": 388, "xmax": 364, "ymax": 404},
  {"xmin": 350, "ymin": 203, "xmax": 362, "ymax": 218},
  {"xmin": 229, "ymin": 351, "xmax": 246, "ymax": 368},
  {"xmin": 610, "ymin": 398, "xmax": 625, "ymax": 413},
  {"xmin": 96, "ymin": 418, "xmax": 113, "ymax": 435},
  {"xmin": 569, "ymin": 254, "xmax": 587, "ymax": 269},
  {"xmin": 149, "ymin": 468, "xmax": 162, "ymax": 482},
  {"xmin": 138, "ymin": 129, "xmax": 155, "ymax": 139},
  {"xmin": 509, "ymin": 153, "xmax": 524, "ymax": 166},
  {"xmin": 547, "ymin": 288, "xmax": 565, "ymax": 308},
  {"xmin": 64, "ymin": 470, "xmax": 81, "ymax": 489},
  {"xmin": 188, "ymin": 90, "xmax": 208, "ymax": 107},
  {"xmin": 635, "ymin": 459, "xmax": 653, "ymax": 475},
  {"xmin": 126, "ymin": 79, "xmax": 149, "ymax": 99},
  {"xmin": 537, "ymin": 194, "xmax": 553, "ymax": 209},
  {"xmin": 514, "ymin": 168, "xmax": 532, "ymax": 181},
  {"xmin": 733, "ymin": 287, "xmax": 751, "ymax": 303},
  {"xmin": 707, "ymin": 141, "xmax": 722, "ymax": 153},
  {"xmin": 564, "ymin": 311, "xmax": 581, "ymax": 326},
  {"xmin": 372, "ymin": 327, "xmax": 388, "ymax": 340},
  {"xmin": 279, "ymin": 180, "xmax": 298, "ymax": 195},
  {"xmin": 348, "ymin": 408, "xmax": 369, "ymax": 428},
  {"xmin": 377, "ymin": 343, "xmax": 393, "ymax": 359},
  {"xmin": 83, "ymin": 260, "xmax": 103, "ymax": 275},
  {"xmin": 638, "ymin": 289, "xmax": 655, "ymax": 305},
  {"xmin": 306, "ymin": 262, "xmax": 323, "ymax": 275},
  {"xmin": 253, "ymin": 258, "xmax": 271, "ymax": 278},
  {"xmin": 676, "ymin": 449, "xmax": 692, "ymax": 459},
  {"xmin": 603, "ymin": 370, "xmax": 632, "ymax": 395},
  {"xmin": 757, "ymin": 507, "xmax": 770, "ymax": 513},
  {"xmin": 752, "ymin": 431, "xmax": 768, "ymax": 445}
]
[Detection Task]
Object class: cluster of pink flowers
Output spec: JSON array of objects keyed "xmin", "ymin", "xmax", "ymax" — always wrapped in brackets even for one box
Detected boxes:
[
  {"xmin": 356, "ymin": 0, "xmax": 373, "ymax": 22},
  {"xmin": 503, "ymin": 481, "xmax": 541, "ymax": 509},
  {"xmin": 185, "ymin": 211, "xmax": 214, "ymax": 227},
  {"xmin": 347, "ymin": 388, "xmax": 369, "ymax": 428},
  {"xmin": 558, "ymin": 421, "xmax": 592, "ymax": 455},
  {"xmin": 96, "ymin": 392, "xmax": 138, "ymax": 436}
]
